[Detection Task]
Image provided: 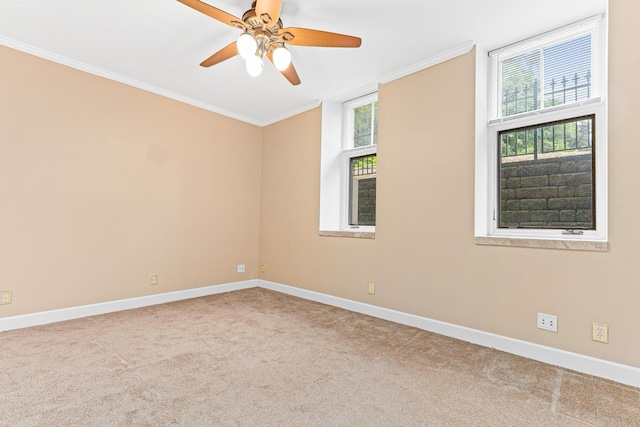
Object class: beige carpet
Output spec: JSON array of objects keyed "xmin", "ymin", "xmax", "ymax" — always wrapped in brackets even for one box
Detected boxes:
[{"xmin": 0, "ymin": 288, "xmax": 638, "ymax": 426}]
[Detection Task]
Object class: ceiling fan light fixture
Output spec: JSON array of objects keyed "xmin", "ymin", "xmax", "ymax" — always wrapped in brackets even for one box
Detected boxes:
[
  {"xmin": 179, "ymin": 0, "xmax": 362, "ymax": 86},
  {"xmin": 237, "ymin": 32, "xmax": 257, "ymax": 60},
  {"xmin": 245, "ymin": 54, "xmax": 264, "ymax": 77},
  {"xmin": 272, "ymin": 45, "xmax": 292, "ymax": 71}
]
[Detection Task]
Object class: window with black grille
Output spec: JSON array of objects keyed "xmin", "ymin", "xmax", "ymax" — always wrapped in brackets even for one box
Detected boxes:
[
  {"xmin": 498, "ymin": 115, "xmax": 595, "ymax": 229},
  {"xmin": 349, "ymin": 154, "xmax": 377, "ymax": 226}
]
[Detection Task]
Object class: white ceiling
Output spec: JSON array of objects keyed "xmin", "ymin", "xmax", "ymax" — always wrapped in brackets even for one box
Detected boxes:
[{"xmin": 0, "ymin": 0, "xmax": 606, "ymax": 126}]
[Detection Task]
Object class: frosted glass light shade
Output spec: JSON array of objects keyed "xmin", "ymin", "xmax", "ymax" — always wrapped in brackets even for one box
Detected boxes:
[
  {"xmin": 245, "ymin": 54, "xmax": 264, "ymax": 77},
  {"xmin": 272, "ymin": 45, "xmax": 292, "ymax": 71},
  {"xmin": 237, "ymin": 32, "xmax": 257, "ymax": 60}
]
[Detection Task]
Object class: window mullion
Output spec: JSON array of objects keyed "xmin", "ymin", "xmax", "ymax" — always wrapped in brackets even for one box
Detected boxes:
[
  {"xmin": 539, "ymin": 46, "xmax": 544, "ymax": 112},
  {"xmin": 370, "ymin": 103, "xmax": 375, "ymax": 146}
]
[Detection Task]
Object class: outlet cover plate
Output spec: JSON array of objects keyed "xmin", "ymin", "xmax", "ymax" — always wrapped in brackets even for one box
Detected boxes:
[
  {"xmin": 537, "ymin": 313, "xmax": 558, "ymax": 332},
  {"xmin": 0, "ymin": 291, "xmax": 12, "ymax": 305},
  {"xmin": 237, "ymin": 264, "xmax": 245, "ymax": 273},
  {"xmin": 592, "ymin": 322, "xmax": 609, "ymax": 343}
]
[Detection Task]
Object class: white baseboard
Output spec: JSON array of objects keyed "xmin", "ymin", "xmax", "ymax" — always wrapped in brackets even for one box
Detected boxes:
[
  {"xmin": 2, "ymin": 278, "xmax": 638, "ymax": 389},
  {"xmin": 258, "ymin": 279, "xmax": 640, "ymax": 389},
  {"xmin": 0, "ymin": 280, "xmax": 258, "ymax": 332}
]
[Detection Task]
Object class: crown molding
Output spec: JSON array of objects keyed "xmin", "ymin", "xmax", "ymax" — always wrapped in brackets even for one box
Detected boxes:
[
  {"xmin": 378, "ymin": 40, "xmax": 476, "ymax": 84},
  {"xmin": 260, "ymin": 100, "xmax": 321, "ymax": 127},
  {"xmin": 1, "ymin": 35, "xmax": 475, "ymax": 127},
  {"xmin": 0, "ymin": 35, "xmax": 264, "ymax": 127}
]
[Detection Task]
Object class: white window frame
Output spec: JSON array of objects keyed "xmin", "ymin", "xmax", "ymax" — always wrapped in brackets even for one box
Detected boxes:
[
  {"xmin": 475, "ymin": 14, "xmax": 608, "ymax": 244},
  {"xmin": 341, "ymin": 93, "xmax": 378, "ymax": 231},
  {"xmin": 319, "ymin": 85, "xmax": 378, "ymax": 234},
  {"xmin": 343, "ymin": 93, "xmax": 378, "ymax": 150}
]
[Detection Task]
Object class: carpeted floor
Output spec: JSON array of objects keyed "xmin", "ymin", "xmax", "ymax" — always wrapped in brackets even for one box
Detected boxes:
[{"xmin": 0, "ymin": 288, "xmax": 638, "ymax": 426}]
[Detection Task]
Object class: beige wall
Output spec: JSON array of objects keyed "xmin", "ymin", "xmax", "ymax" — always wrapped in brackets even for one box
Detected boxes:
[
  {"xmin": 0, "ymin": 45, "xmax": 263, "ymax": 316},
  {"xmin": 259, "ymin": 0, "xmax": 640, "ymax": 367},
  {"xmin": 2, "ymin": 0, "xmax": 638, "ymax": 369}
]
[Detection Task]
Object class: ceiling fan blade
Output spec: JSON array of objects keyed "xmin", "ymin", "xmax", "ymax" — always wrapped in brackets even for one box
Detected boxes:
[
  {"xmin": 177, "ymin": 0, "xmax": 241, "ymax": 27},
  {"xmin": 254, "ymin": 0, "xmax": 283, "ymax": 26},
  {"xmin": 200, "ymin": 42, "xmax": 238, "ymax": 67},
  {"xmin": 267, "ymin": 51, "xmax": 301, "ymax": 85},
  {"xmin": 282, "ymin": 27, "xmax": 362, "ymax": 48}
]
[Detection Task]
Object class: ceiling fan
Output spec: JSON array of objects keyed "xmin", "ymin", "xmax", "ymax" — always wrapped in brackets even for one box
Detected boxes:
[{"xmin": 177, "ymin": 0, "xmax": 362, "ymax": 85}]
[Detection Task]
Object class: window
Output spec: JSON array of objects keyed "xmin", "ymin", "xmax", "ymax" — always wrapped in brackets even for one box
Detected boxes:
[
  {"xmin": 496, "ymin": 32, "xmax": 596, "ymax": 118},
  {"xmin": 476, "ymin": 15, "xmax": 607, "ymax": 244},
  {"xmin": 343, "ymin": 94, "xmax": 378, "ymax": 229},
  {"xmin": 498, "ymin": 115, "xmax": 595, "ymax": 230},
  {"xmin": 318, "ymin": 87, "xmax": 378, "ymax": 236},
  {"xmin": 349, "ymin": 154, "xmax": 377, "ymax": 226}
]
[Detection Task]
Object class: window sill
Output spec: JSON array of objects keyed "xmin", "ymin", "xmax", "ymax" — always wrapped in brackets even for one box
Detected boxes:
[
  {"xmin": 319, "ymin": 230, "xmax": 375, "ymax": 240},
  {"xmin": 475, "ymin": 236, "xmax": 608, "ymax": 252}
]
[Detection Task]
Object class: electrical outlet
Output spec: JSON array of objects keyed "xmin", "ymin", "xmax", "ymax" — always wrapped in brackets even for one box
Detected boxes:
[
  {"xmin": 237, "ymin": 264, "xmax": 245, "ymax": 273},
  {"xmin": 260, "ymin": 264, "xmax": 265, "ymax": 273},
  {"xmin": 368, "ymin": 282, "xmax": 375, "ymax": 295},
  {"xmin": 592, "ymin": 322, "xmax": 608, "ymax": 343},
  {"xmin": 0, "ymin": 291, "xmax": 12, "ymax": 305},
  {"xmin": 149, "ymin": 274, "xmax": 158, "ymax": 286},
  {"xmin": 537, "ymin": 313, "xmax": 558, "ymax": 332}
]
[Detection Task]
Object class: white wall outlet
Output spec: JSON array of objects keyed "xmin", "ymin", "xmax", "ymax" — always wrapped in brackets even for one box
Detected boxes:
[
  {"xmin": 368, "ymin": 282, "xmax": 375, "ymax": 295},
  {"xmin": 537, "ymin": 313, "xmax": 558, "ymax": 332},
  {"xmin": 237, "ymin": 264, "xmax": 245, "ymax": 273},
  {"xmin": 0, "ymin": 291, "xmax": 12, "ymax": 305},
  {"xmin": 592, "ymin": 322, "xmax": 609, "ymax": 343},
  {"xmin": 149, "ymin": 274, "xmax": 158, "ymax": 286}
]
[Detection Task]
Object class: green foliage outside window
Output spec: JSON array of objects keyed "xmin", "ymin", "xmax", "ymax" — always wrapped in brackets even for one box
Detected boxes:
[
  {"xmin": 353, "ymin": 102, "xmax": 378, "ymax": 147},
  {"xmin": 351, "ymin": 155, "xmax": 377, "ymax": 170},
  {"xmin": 500, "ymin": 117, "xmax": 592, "ymax": 159}
]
